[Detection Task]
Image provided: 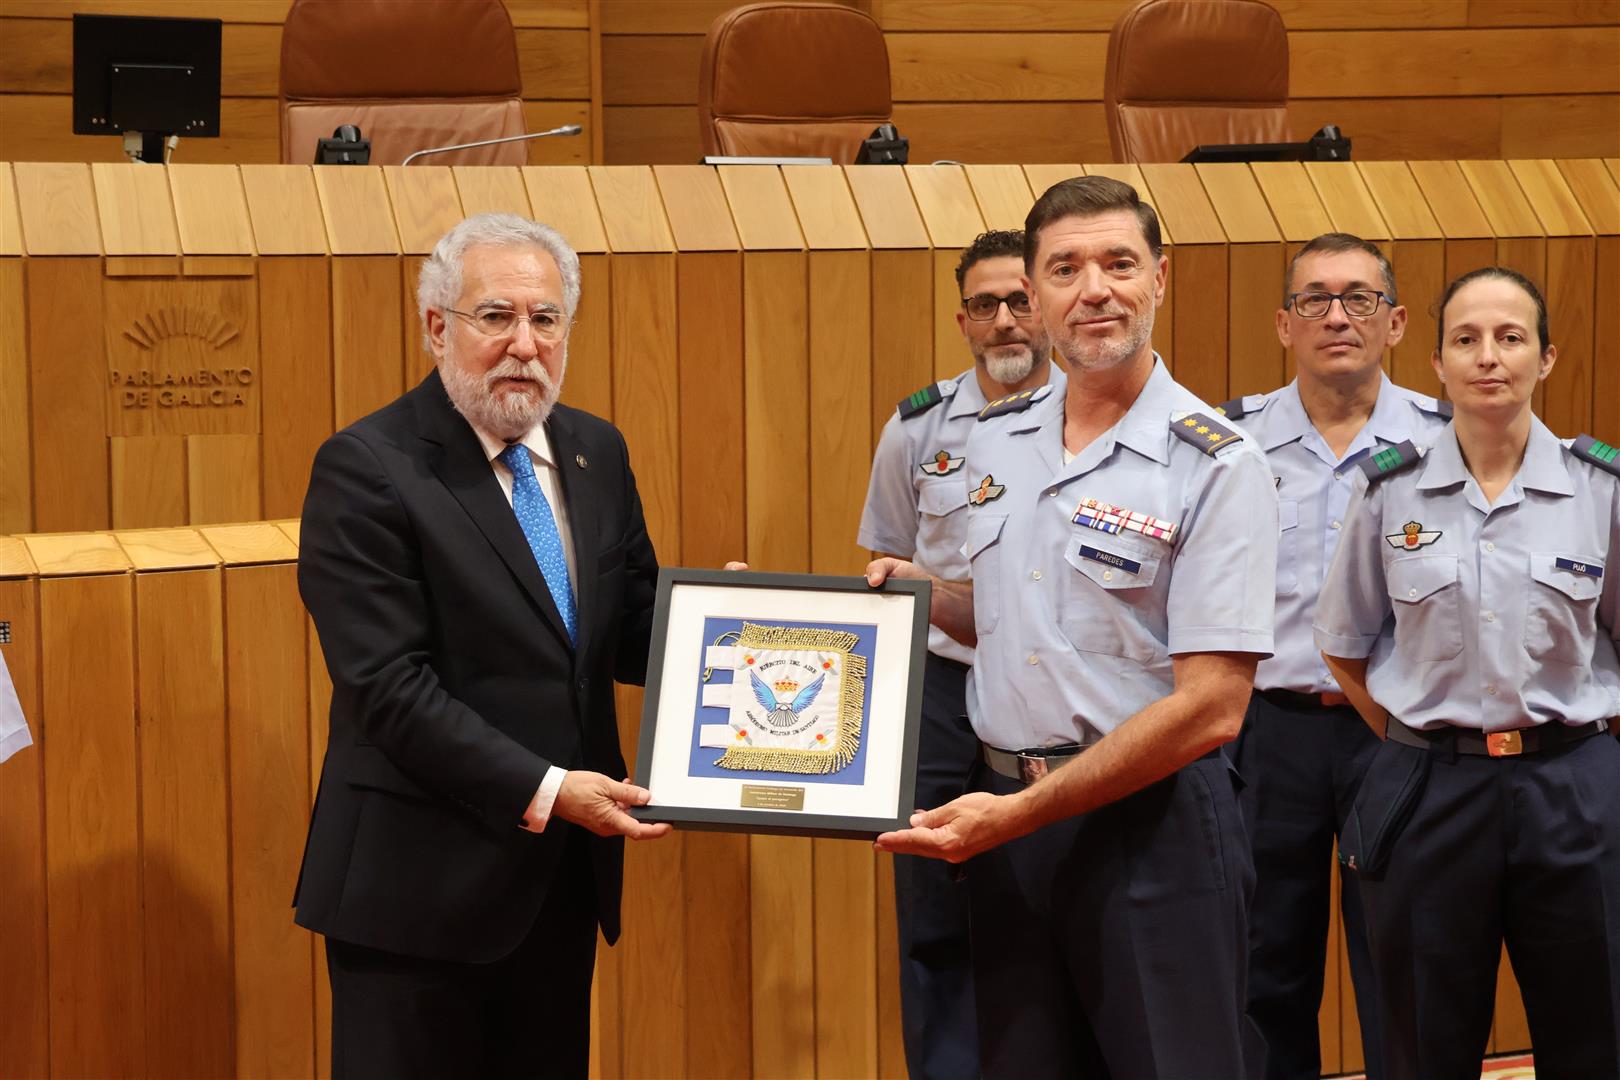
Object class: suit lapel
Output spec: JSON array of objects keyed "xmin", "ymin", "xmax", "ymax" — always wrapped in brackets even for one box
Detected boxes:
[
  {"xmin": 414, "ymin": 372, "xmax": 574, "ymax": 650},
  {"xmin": 547, "ymin": 407, "xmax": 598, "ymax": 655}
]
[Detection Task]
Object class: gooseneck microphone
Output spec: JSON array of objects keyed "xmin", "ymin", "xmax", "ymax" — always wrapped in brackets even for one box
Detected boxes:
[{"xmin": 401, "ymin": 124, "xmax": 583, "ymax": 166}]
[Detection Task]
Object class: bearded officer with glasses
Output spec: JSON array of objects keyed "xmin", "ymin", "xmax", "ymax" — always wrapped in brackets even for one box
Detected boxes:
[
  {"xmin": 857, "ymin": 228, "xmax": 1061, "ymax": 1080},
  {"xmin": 294, "ymin": 213, "xmax": 670, "ymax": 1079},
  {"xmin": 1215, "ymin": 233, "xmax": 1451, "ymax": 1080}
]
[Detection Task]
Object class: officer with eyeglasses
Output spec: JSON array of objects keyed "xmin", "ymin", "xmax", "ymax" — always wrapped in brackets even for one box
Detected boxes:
[
  {"xmin": 1214, "ymin": 233, "xmax": 1451, "ymax": 1080},
  {"xmin": 857, "ymin": 228, "xmax": 1061, "ymax": 1080}
]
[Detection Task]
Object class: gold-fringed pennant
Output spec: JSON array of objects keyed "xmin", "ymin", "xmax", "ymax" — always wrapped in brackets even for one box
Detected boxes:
[{"xmin": 713, "ymin": 621, "xmax": 867, "ymax": 775}]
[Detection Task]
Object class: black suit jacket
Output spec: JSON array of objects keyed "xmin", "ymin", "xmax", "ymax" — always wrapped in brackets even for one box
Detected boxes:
[{"xmin": 292, "ymin": 370, "xmax": 658, "ymax": 962}]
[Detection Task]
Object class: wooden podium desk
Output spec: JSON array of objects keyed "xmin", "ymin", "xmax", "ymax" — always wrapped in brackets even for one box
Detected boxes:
[{"xmin": 5, "ymin": 155, "xmax": 1618, "ymax": 1078}]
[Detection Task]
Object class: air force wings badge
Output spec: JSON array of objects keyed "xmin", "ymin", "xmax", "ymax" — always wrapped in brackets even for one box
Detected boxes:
[
  {"xmin": 1385, "ymin": 521, "xmax": 1442, "ymax": 549},
  {"xmin": 919, "ymin": 450, "xmax": 965, "ymax": 476},
  {"xmin": 969, "ymin": 474, "xmax": 1006, "ymax": 505}
]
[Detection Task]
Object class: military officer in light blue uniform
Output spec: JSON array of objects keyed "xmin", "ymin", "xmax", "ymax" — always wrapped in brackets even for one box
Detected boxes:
[
  {"xmin": 872, "ymin": 176, "xmax": 1277, "ymax": 1079},
  {"xmin": 857, "ymin": 229, "xmax": 1060, "ymax": 1080},
  {"xmin": 1316, "ymin": 267, "xmax": 1620, "ymax": 1080},
  {"xmin": 1219, "ymin": 233, "xmax": 1451, "ymax": 1080}
]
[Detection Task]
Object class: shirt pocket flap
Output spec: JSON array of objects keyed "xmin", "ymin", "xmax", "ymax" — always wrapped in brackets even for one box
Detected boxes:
[
  {"xmin": 1529, "ymin": 553, "xmax": 1604, "ymax": 601},
  {"xmin": 1387, "ymin": 554, "xmax": 1459, "ymax": 604},
  {"xmin": 965, "ymin": 513, "xmax": 1007, "ymax": 561},
  {"xmin": 1063, "ymin": 534, "xmax": 1161, "ymax": 588},
  {"xmin": 919, "ymin": 480, "xmax": 970, "ymax": 517},
  {"xmin": 1279, "ymin": 498, "xmax": 1299, "ymax": 532}
]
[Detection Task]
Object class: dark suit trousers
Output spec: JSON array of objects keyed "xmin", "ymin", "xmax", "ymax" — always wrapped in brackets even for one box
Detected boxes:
[
  {"xmin": 967, "ymin": 753, "xmax": 1256, "ymax": 1080},
  {"xmin": 893, "ymin": 653, "xmax": 980, "ymax": 1080},
  {"xmin": 1232, "ymin": 691, "xmax": 1383, "ymax": 1080},
  {"xmin": 326, "ymin": 824, "xmax": 599, "ymax": 1080}
]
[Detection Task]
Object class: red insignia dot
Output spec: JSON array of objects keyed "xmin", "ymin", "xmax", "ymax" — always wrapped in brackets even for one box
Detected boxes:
[
  {"xmin": 745, "ymin": 656, "xmax": 754, "ymax": 664},
  {"xmin": 822, "ymin": 661, "xmax": 832, "ymax": 669}
]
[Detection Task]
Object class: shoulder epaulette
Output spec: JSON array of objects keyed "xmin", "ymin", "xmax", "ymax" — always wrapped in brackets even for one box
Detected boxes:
[
  {"xmin": 1567, "ymin": 434, "xmax": 1620, "ymax": 479},
  {"xmin": 1358, "ymin": 439, "xmax": 1421, "ymax": 484},
  {"xmin": 1169, "ymin": 411, "xmax": 1243, "ymax": 456},
  {"xmin": 978, "ymin": 384, "xmax": 1052, "ymax": 422},
  {"xmin": 897, "ymin": 379, "xmax": 955, "ymax": 420},
  {"xmin": 1413, "ymin": 393, "xmax": 1453, "ymax": 419},
  {"xmin": 1215, "ymin": 393, "xmax": 1267, "ymax": 421}
]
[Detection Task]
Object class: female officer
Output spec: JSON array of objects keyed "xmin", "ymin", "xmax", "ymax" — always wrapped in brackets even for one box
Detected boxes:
[{"xmin": 1314, "ymin": 267, "xmax": 1620, "ymax": 1080}]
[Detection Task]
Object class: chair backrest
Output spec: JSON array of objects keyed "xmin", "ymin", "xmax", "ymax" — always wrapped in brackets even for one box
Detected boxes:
[
  {"xmin": 698, "ymin": 2, "xmax": 892, "ymax": 164},
  {"xmin": 1104, "ymin": 0, "xmax": 1290, "ymax": 163},
  {"xmin": 280, "ymin": 0, "xmax": 527, "ymax": 166}
]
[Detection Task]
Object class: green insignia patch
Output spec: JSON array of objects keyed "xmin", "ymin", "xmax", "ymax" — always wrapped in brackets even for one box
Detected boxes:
[
  {"xmin": 1357, "ymin": 440, "xmax": 1421, "ymax": 484},
  {"xmin": 897, "ymin": 382, "xmax": 945, "ymax": 420},
  {"xmin": 1569, "ymin": 434, "xmax": 1620, "ymax": 479}
]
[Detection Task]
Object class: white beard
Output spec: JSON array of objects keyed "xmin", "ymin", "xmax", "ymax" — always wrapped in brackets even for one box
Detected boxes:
[
  {"xmin": 984, "ymin": 347, "xmax": 1038, "ymax": 385},
  {"xmin": 440, "ymin": 348, "xmax": 566, "ymax": 441}
]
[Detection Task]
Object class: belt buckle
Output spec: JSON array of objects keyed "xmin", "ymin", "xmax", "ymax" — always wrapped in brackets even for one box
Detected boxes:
[
  {"xmin": 1486, "ymin": 730, "xmax": 1523, "ymax": 757},
  {"xmin": 1018, "ymin": 753, "xmax": 1049, "ymax": 785}
]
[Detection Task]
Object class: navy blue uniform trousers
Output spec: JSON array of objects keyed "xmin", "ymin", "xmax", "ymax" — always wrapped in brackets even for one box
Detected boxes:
[
  {"xmin": 1233, "ymin": 690, "xmax": 1384, "ymax": 1080},
  {"xmin": 894, "ymin": 653, "xmax": 981, "ymax": 1080},
  {"xmin": 966, "ymin": 751, "xmax": 1257, "ymax": 1079},
  {"xmin": 1358, "ymin": 730, "xmax": 1620, "ymax": 1080}
]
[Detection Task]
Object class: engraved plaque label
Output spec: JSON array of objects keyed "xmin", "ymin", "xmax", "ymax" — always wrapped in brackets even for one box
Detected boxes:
[{"xmin": 739, "ymin": 784, "xmax": 806, "ymax": 811}]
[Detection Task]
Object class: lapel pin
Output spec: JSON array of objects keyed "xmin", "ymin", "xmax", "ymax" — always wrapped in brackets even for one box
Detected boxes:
[{"xmin": 575, "ymin": 453, "xmax": 588, "ymax": 469}]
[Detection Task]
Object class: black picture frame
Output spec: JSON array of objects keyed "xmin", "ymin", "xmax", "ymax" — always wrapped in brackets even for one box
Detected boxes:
[{"xmin": 631, "ymin": 567, "xmax": 930, "ymax": 840}]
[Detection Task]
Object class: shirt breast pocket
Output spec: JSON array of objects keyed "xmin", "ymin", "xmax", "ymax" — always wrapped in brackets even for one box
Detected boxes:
[
  {"xmin": 1059, "ymin": 532, "xmax": 1164, "ymax": 664},
  {"xmin": 918, "ymin": 479, "xmax": 968, "ymax": 519},
  {"xmin": 1526, "ymin": 553, "xmax": 1604, "ymax": 666},
  {"xmin": 965, "ymin": 513, "xmax": 1008, "ymax": 636},
  {"xmin": 1386, "ymin": 555, "xmax": 1463, "ymax": 662},
  {"xmin": 1277, "ymin": 498, "xmax": 1300, "ymax": 595}
]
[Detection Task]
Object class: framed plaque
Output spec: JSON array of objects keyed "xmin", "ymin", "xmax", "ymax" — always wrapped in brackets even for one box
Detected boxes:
[{"xmin": 631, "ymin": 568, "xmax": 930, "ymax": 839}]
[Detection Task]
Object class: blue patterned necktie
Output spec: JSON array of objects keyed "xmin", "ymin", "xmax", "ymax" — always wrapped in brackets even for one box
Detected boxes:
[{"xmin": 498, "ymin": 442, "xmax": 578, "ymax": 644}]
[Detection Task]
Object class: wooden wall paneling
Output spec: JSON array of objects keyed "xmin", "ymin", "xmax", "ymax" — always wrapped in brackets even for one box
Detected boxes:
[
  {"xmin": 1457, "ymin": 161, "xmax": 1551, "ymax": 418},
  {"xmin": 187, "ymin": 433, "xmax": 263, "ymax": 524},
  {"xmin": 1250, "ymin": 163, "xmax": 1336, "ymax": 381},
  {"xmin": 114, "ymin": 526, "xmax": 219, "ymax": 571},
  {"xmin": 887, "ymin": 31, "xmax": 1107, "ymax": 102},
  {"xmin": 1355, "ymin": 162, "xmax": 1446, "ymax": 395},
  {"xmin": 258, "ymin": 256, "xmax": 333, "ymax": 517},
  {"xmin": 39, "ymin": 570, "xmax": 142, "ymax": 1078},
  {"xmin": 1319, "ymin": 855, "xmax": 1344, "ymax": 1072},
  {"xmin": 1558, "ymin": 159, "xmax": 1620, "ymax": 440},
  {"xmin": 895, "ymin": 102, "xmax": 1116, "ymax": 165},
  {"xmin": 12, "ymin": 162, "xmax": 101, "ymax": 255},
  {"xmin": 963, "ymin": 163, "xmax": 1036, "ymax": 231},
  {"xmin": 239, "ymin": 165, "xmax": 330, "ymax": 255},
  {"xmin": 311, "ymin": 167, "xmax": 400, "ymax": 256},
  {"xmin": 110, "ymin": 436, "xmax": 187, "ymax": 527},
  {"xmin": 563, "ymin": 253, "xmax": 614, "ymax": 422},
  {"xmin": 381, "ymin": 167, "xmax": 466, "ymax": 256},
  {"xmin": 0, "ymin": 565, "xmax": 47, "ymax": 1080},
  {"xmin": 870, "ymin": 249, "xmax": 939, "ymax": 448},
  {"xmin": 807, "ymin": 244, "xmax": 879, "ymax": 1080},
  {"xmin": 91, "ymin": 162, "xmax": 181, "ymax": 255},
  {"xmin": 1021, "ymin": 163, "xmax": 1085, "ymax": 198},
  {"xmin": 1404, "ymin": 161, "xmax": 1499, "ymax": 319},
  {"xmin": 1303, "ymin": 162, "xmax": 1389, "ymax": 241},
  {"xmin": 519, "ymin": 104, "xmax": 595, "ymax": 166},
  {"xmin": 606, "ymin": 249, "xmax": 683, "ymax": 1078},
  {"xmin": 1493, "ymin": 948, "xmax": 1532, "ymax": 1053},
  {"xmin": 135, "ymin": 565, "xmax": 233, "ymax": 1079},
  {"xmin": 717, "ymin": 166, "xmax": 806, "ymax": 252},
  {"xmin": 28, "ymin": 257, "xmax": 107, "ymax": 530},
  {"xmin": 450, "ymin": 166, "xmax": 533, "ymax": 217},
  {"xmin": 1139, "ymin": 164, "xmax": 1227, "ymax": 400},
  {"xmin": 741, "ymin": 246, "xmax": 816, "ymax": 1079},
  {"xmin": 1511, "ymin": 159, "xmax": 1597, "ymax": 436},
  {"xmin": 20, "ymin": 531, "xmax": 130, "ymax": 576},
  {"xmin": 844, "ymin": 166, "xmax": 931, "ymax": 252},
  {"xmin": 223, "ymin": 559, "xmax": 315, "ymax": 1078},
  {"xmin": 675, "ymin": 247, "xmax": 751, "ymax": 1080},
  {"xmin": 401, "ymin": 255, "xmax": 435, "ymax": 384},
  {"xmin": 303, "ymin": 608, "xmax": 335, "ymax": 1080},
  {"xmin": 331, "ymin": 257, "xmax": 405, "ymax": 427},
  {"xmin": 905, "ymin": 165, "xmax": 986, "ymax": 381},
  {"xmin": 168, "ymin": 165, "xmax": 256, "ymax": 255},
  {"xmin": 587, "ymin": 165, "xmax": 677, "ymax": 253},
  {"xmin": 0, "ymin": 163, "xmax": 22, "ymax": 255},
  {"xmin": 1500, "ymin": 94, "xmax": 1620, "ymax": 161},
  {"xmin": 1288, "ymin": 27, "xmax": 1620, "ymax": 98},
  {"xmin": 655, "ymin": 165, "xmax": 742, "ymax": 251},
  {"xmin": 525, "ymin": 166, "xmax": 612, "ymax": 253},
  {"xmin": 781, "ymin": 166, "xmax": 869, "ymax": 250},
  {"xmin": 1196, "ymin": 163, "xmax": 1286, "ymax": 398},
  {"xmin": 0, "ymin": 255, "xmax": 30, "ymax": 532}
]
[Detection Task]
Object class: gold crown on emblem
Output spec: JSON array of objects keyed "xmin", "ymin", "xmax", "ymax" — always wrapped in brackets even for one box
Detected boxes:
[{"xmin": 772, "ymin": 677, "xmax": 801, "ymax": 695}]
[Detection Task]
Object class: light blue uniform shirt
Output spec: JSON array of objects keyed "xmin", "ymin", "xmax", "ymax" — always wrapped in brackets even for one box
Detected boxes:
[
  {"xmin": 1223, "ymin": 376, "xmax": 1451, "ymax": 693},
  {"xmin": 963, "ymin": 358, "xmax": 1278, "ymax": 749},
  {"xmin": 859, "ymin": 365, "xmax": 1066, "ymax": 665},
  {"xmin": 1314, "ymin": 416, "xmax": 1620, "ymax": 731}
]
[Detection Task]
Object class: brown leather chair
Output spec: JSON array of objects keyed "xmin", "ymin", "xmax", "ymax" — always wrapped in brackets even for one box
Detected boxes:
[
  {"xmin": 698, "ymin": 2, "xmax": 892, "ymax": 163},
  {"xmin": 1104, "ymin": 0, "xmax": 1290, "ymax": 163},
  {"xmin": 280, "ymin": 0, "xmax": 527, "ymax": 166}
]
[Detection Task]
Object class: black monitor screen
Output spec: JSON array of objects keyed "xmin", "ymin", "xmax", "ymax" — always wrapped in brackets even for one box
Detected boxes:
[{"xmin": 72, "ymin": 13, "xmax": 221, "ymax": 137}]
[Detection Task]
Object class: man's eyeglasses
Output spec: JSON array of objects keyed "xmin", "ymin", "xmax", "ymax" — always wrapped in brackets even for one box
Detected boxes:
[
  {"xmin": 962, "ymin": 291, "xmax": 1035, "ymax": 322},
  {"xmin": 447, "ymin": 307, "xmax": 569, "ymax": 341},
  {"xmin": 1284, "ymin": 290, "xmax": 1393, "ymax": 319}
]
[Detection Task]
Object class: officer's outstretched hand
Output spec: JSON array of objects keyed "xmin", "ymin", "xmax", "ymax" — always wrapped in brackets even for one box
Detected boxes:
[
  {"xmin": 554, "ymin": 771, "xmax": 673, "ymax": 840},
  {"xmin": 874, "ymin": 792, "xmax": 1012, "ymax": 863},
  {"xmin": 864, "ymin": 557, "xmax": 925, "ymax": 587}
]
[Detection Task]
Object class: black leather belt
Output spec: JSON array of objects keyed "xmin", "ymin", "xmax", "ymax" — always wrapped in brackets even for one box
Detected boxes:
[
  {"xmin": 981, "ymin": 742, "xmax": 1089, "ymax": 785},
  {"xmin": 1259, "ymin": 687, "xmax": 1351, "ymax": 711},
  {"xmin": 1386, "ymin": 718, "xmax": 1609, "ymax": 758}
]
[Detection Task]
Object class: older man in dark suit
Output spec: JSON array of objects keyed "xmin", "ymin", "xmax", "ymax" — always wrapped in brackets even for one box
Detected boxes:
[{"xmin": 293, "ymin": 213, "xmax": 670, "ymax": 1080}]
